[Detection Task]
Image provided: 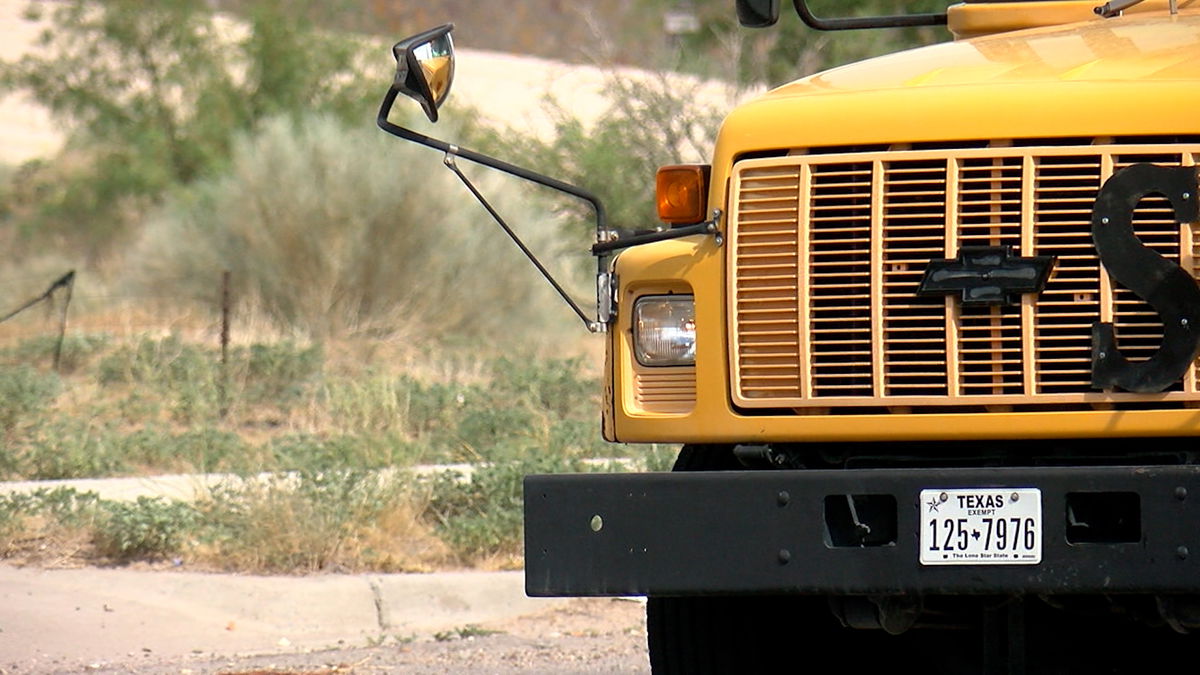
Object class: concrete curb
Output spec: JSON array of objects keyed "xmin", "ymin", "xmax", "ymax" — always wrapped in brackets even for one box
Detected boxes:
[{"xmin": 0, "ymin": 565, "xmax": 564, "ymax": 669}]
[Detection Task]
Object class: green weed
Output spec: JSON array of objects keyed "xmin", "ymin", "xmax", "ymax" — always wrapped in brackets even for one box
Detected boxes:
[
  {"xmin": 267, "ymin": 433, "xmax": 420, "ymax": 473},
  {"xmin": 425, "ymin": 454, "xmax": 587, "ymax": 564},
  {"xmin": 195, "ymin": 470, "xmax": 441, "ymax": 573},
  {"xmin": 434, "ymin": 624, "xmax": 501, "ymax": 642},
  {"xmin": 95, "ymin": 496, "xmax": 198, "ymax": 561},
  {"xmin": 1, "ymin": 334, "xmax": 110, "ymax": 373},
  {"xmin": 0, "ymin": 366, "xmax": 59, "ymax": 438}
]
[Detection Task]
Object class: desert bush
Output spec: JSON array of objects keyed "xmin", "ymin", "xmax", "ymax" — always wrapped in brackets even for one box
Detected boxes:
[
  {"xmin": 117, "ymin": 427, "xmax": 252, "ymax": 474},
  {"xmin": 95, "ymin": 496, "xmax": 198, "ymax": 561},
  {"xmin": 1, "ymin": 334, "xmax": 110, "ymax": 373},
  {"xmin": 1, "ymin": 0, "xmax": 372, "ymax": 262},
  {"xmin": 96, "ymin": 335, "xmax": 323, "ymax": 425},
  {"xmin": 267, "ymin": 433, "xmax": 422, "ymax": 473},
  {"xmin": 442, "ymin": 356, "xmax": 606, "ymax": 462},
  {"xmin": 0, "ymin": 487, "xmax": 102, "ymax": 561},
  {"xmin": 196, "ymin": 470, "xmax": 442, "ymax": 573},
  {"xmin": 495, "ymin": 72, "xmax": 729, "ymax": 241},
  {"xmin": 132, "ymin": 112, "xmax": 580, "ymax": 342},
  {"xmin": 0, "ymin": 365, "xmax": 59, "ymax": 439},
  {"xmin": 9, "ymin": 419, "xmax": 129, "ymax": 480},
  {"xmin": 243, "ymin": 342, "xmax": 324, "ymax": 404},
  {"xmin": 424, "ymin": 454, "xmax": 589, "ymax": 565}
]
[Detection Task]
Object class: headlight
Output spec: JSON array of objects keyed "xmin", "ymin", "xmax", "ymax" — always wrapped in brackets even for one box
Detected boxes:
[{"xmin": 634, "ymin": 295, "xmax": 696, "ymax": 366}]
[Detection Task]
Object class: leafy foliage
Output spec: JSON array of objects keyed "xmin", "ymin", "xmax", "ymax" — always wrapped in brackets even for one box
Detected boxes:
[
  {"xmin": 495, "ymin": 74, "xmax": 728, "ymax": 240},
  {"xmin": 0, "ymin": 365, "xmax": 59, "ymax": 440},
  {"xmin": 668, "ymin": 0, "xmax": 950, "ymax": 85},
  {"xmin": 95, "ymin": 496, "xmax": 198, "ymax": 560},
  {"xmin": 0, "ymin": 0, "xmax": 373, "ymax": 260},
  {"xmin": 133, "ymin": 113, "xmax": 576, "ymax": 340},
  {"xmin": 425, "ymin": 456, "xmax": 574, "ymax": 564}
]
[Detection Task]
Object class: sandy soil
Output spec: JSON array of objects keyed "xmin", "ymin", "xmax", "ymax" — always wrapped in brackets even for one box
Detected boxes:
[{"xmin": 70, "ymin": 598, "xmax": 650, "ymax": 675}]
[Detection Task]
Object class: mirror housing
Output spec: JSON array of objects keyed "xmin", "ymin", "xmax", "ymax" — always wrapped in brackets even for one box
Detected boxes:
[
  {"xmin": 736, "ymin": 0, "xmax": 780, "ymax": 27},
  {"xmin": 390, "ymin": 23, "xmax": 455, "ymax": 123}
]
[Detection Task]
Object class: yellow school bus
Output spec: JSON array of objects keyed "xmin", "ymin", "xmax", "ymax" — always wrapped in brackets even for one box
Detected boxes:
[{"xmin": 380, "ymin": 2, "xmax": 1200, "ymax": 671}]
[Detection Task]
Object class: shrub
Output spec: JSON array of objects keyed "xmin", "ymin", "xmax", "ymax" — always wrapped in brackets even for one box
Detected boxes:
[
  {"xmin": 243, "ymin": 342, "xmax": 323, "ymax": 404},
  {"xmin": 118, "ymin": 427, "xmax": 251, "ymax": 474},
  {"xmin": 268, "ymin": 433, "xmax": 420, "ymax": 473},
  {"xmin": 197, "ymin": 470, "xmax": 442, "ymax": 573},
  {"xmin": 494, "ymin": 73, "xmax": 729, "ymax": 241},
  {"xmin": 1, "ymin": 334, "xmax": 110, "ymax": 373},
  {"xmin": 0, "ymin": 366, "xmax": 59, "ymax": 439},
  {"xmin": 1, "ymin": 0, "xmax": 372, "ymax": 261},
  {"xmin": 95, "ymin": 496, "xmax": 198, "ymax": 561},
  {"xmin": 11, "ymin": 419, "xmax": 128, "ymax": 479},
  {"xmin": 133, "ymin": 113, "xmax": 579, "ymax": 342},
  {"xmin": 0, "ymin": 488, "xmax": 102, "ymax": 561},
  {"xmin": 97, "ymin": 336, "xmax": 323, "ymax": 424},
  {"xmin": 425, "ymin": 454, "xmax": 586, "ymax": 565}
]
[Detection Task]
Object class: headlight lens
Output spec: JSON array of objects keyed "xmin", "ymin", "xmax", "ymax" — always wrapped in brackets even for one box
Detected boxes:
[{"xmin": 634, "ymin": 295, "xmax": 696, "ymax": 366}]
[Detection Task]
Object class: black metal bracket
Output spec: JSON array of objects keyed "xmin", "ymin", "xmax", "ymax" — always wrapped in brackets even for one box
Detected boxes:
[
  {"xmin": 441, "ymin": 149, "xmax": 601, "ymax": 332},
  {"xmin": 591, "ymin": 210, "xmax": 724, "ymax": 256},
  {"xmin": 791, "ymin": 0, "xmax": 947, "ymax": 31},
  {"xmin": 377, "ymin": 88, "xmax": 612, "ymax": 333},
  {"xmin": 1094, "ymin": 0, "xmax": 1145, "ymax": 17}
]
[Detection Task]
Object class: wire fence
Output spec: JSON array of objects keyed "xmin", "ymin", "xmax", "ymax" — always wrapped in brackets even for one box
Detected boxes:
[{"xmin": 0, "ymin": 269, "xmax": 234, "ymax": 372}]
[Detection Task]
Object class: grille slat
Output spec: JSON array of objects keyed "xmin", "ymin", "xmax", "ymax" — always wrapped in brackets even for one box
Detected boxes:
[{"xmin": 730, "ymin": 142, "xmax": 1200, "ymax": 409}]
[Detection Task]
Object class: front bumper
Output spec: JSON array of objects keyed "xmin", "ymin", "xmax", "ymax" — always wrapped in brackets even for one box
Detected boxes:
[{"xmin": 525, "ymin": 465, "xmax": 1200, "ymax": 597}]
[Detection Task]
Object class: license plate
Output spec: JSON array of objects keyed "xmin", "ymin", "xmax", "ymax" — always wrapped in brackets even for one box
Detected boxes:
[{"xmin": 919, "ymin": 488, "xmax": 1042, "ymax": 566}]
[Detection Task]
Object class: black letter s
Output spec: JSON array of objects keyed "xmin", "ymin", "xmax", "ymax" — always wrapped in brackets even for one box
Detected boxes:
[{"xmin": 1091, "ymin": 164, "xmax": 1200, "ymax": 393}]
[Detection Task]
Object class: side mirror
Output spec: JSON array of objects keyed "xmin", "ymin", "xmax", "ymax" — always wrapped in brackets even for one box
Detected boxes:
[
  {"xmin": 735, "ymin": 0, "xmax": 780, "ymax": 27},
  {"xmin": 390, "ymin": 23, "xmax": 455, "ymax": 123},
  {"xmin": 376, "ymin": 25, "xmax": 614, "ymax": 334}
]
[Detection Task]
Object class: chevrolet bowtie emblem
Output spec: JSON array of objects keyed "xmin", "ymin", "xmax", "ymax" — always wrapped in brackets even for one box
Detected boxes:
[{"xmin": 917, "ymin": 246, "xmax": 1054, "ymax": 306}]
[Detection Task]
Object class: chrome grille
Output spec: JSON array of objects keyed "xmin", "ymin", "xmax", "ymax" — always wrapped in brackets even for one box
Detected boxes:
[{"xmin": 729, "ymin": 142, "xmax": 1200, "ymax": 409}]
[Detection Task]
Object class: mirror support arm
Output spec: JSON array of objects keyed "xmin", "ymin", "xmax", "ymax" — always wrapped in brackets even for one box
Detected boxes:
[
  {"xmin": 441, "ymin": 150, "xmax": 602, "ymax": 332},
  {"xmin": 377, "ymin": 90, "xmax": 609, "ymax": 239},
  {"xmin": 791, "ymin": 0, "xmax": 946, "ymax": 30},
  {"xmin": 377, "ymin": 89, "xmax": 610, "ymax": 333},
  {"xmin": 591, "ymin": 211, "xmax": 723, "ymax": 255}
]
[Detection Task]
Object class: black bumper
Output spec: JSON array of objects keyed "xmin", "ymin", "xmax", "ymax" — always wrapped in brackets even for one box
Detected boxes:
[{"xmin": 524, "ymin": 465, "xmax": 1200, "ymax": 597}]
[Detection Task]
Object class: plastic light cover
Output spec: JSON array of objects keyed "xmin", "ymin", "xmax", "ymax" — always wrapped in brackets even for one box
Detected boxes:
[{"xmin": 634, "ymin": 295, "xmax": 696, "ymax": 366}]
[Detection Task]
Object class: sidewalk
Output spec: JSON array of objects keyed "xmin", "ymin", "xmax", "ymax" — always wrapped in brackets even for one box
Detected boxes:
[{"xmin": 0, "ymin": 565, "xmax": 563, "ymax": 671}]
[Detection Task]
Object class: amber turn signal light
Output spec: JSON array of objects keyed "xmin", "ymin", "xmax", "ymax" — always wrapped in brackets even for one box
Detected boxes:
[{"xmin": 656, "ymin": 165, "xmax": 711, "ymax": 225}]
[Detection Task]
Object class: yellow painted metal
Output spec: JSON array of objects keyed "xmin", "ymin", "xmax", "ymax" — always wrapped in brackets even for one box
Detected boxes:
[
  {"xmin": 948, "ymin": 0, "xmax": 1188, "ymax": 39},
  {"xmin": 947, "ymin": 1, "xmax": 1100, "ymax": 39},
  {"xmin": 727, "ymin": 143, "xmax": 1200, "ymax": 409},
  {"xmin": 605, "ymin": 9, "xmax": 1200, "ymax": 444},
  {"xmin": 713, "ymin": 13, "xmax": 1200, "ymax": 168},
  {"xmin": 608, "ymin": 239, "xmax": 1200, "ymax": 443}
]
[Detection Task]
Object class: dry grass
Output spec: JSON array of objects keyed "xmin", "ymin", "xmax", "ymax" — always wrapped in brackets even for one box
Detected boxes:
[{"xmin": 189, "ymin": 477, "xmax": 449, "ymax": 574}]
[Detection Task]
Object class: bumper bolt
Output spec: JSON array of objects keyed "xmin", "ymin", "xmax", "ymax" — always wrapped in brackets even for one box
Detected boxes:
[
  {"xmin": 1178, "ymin": 546, "xmax": 1190, "ymax": 560},
  {"xmin": 1177, "ymin": 487, "xmax": 1189, "ymax": 501},
  {"xmin": 778, "ymin": 549, "xmax": 791, "ymax": 565},
  {"xmin": 777, "ymin": 491, "xmax": 790, "ymax": 507}
]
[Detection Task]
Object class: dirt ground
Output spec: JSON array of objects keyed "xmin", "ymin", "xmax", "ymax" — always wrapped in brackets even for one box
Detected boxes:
[{"xmin": 47, "ymin": 598, "xmax": 649, "ymax": 675}]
